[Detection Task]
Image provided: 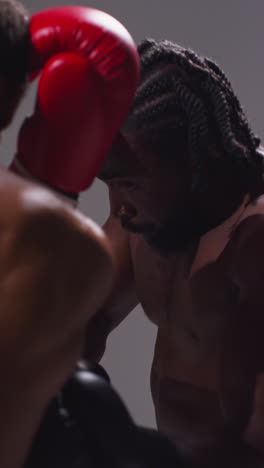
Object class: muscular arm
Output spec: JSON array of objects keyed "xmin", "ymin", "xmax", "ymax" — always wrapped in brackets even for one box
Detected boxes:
[
  {"xmin": 219, "ymin": 215, "xmax": 264, "ymax": 449},
  {"xmin": 83, "ymin": 187, "xmax": 139, "ymax": 362},
  {"xmin": 0, "ymin": 170, "xmax": 114, "ymax": 468}
]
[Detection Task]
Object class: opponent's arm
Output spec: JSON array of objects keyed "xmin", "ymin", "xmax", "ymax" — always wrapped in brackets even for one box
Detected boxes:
[
  {"xmin": 0, "ymin": 173, "xmax": 114, "ymax": 468},
  {"xmin": 83, "ymin": 212, "xmax": 139, "ymax": 362},
  {"xmin": 219, "ymin": 215, "xmax": 264, "ymax": 449},
  {"xmin": 8, "ymin": 6, "xmax": 140, "ymax": 366}
]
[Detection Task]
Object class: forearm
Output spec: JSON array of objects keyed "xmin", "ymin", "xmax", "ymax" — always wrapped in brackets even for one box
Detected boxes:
[
  {"xmin": 83, "ymin": 308, "xmax": 110, "ymax": 362},
  {"xmin": 83, "ymin": 303, "xmax": 136, "ymax": 363}
]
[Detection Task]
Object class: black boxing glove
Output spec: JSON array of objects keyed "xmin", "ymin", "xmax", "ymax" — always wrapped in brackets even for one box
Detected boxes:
[
  {"xmin": 25, "ymin": 362, "xmax": 183, "ymax": 468},
  {"xmin": 25, "ymin": 361, "xmax": 136, "ymax": 468}
]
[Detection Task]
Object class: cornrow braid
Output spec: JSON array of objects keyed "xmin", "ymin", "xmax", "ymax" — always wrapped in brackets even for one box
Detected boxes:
[
  {"xmin": 0, "ymin": 0, "xmax": 30, "ymax": 87},
  {"xmin": 125, "ymin": 39, "xmax": 263, "ymax": 198}
]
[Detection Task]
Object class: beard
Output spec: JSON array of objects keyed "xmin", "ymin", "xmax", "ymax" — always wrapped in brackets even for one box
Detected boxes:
[
  {"xmin": 120, "ymin": 202, "xmax": 203, "ymax": 256},
  {"xmin": 143, "ymin": 212, "xmax": 201, "ymax": 255}
]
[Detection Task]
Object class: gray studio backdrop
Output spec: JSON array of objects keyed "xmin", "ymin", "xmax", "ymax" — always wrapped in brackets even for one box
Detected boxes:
[{"xmin": 2, "ymin": 0, "xmax": 264, "ymax": 428}]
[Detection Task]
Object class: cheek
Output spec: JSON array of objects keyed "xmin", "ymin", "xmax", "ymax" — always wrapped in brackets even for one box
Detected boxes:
[
  {"xmin": 108, "ymin": 183, "xmax": 174, "ymax": 221},
  {"xmin": 144, "ymin": 182, "xmax": 176, "ymax": 218}
]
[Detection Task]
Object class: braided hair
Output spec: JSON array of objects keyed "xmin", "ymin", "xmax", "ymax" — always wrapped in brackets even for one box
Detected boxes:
[
  {"xmin": 0, "ymin": 0, "xmax": 29, "ymax": 87},
  {"xmin": 0, "ymin": 1, "xmax": 30, "ymax": 128},
  {"xmin": 125, "ymin": 39, "xmax": 263, "ymax": 204}
]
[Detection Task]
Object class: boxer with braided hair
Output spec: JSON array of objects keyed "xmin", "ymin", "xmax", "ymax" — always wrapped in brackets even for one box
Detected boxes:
[
  {"xmin": 129, "ymin": 39, "xmax": 261, "ymax": 192},
  {"xmin": 122, "ymin": 39, "xmax": 264, "ymax": 247},
  {"xmin": 84, "ymin": 39, "xmax": 264, "ymax": 467}
]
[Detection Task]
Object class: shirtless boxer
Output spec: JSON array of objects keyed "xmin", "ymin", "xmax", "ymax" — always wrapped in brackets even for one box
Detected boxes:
[
  {"xmin": 0, "ymin": 3, "xmax": 139, "ymax": 467},
  {"xmin": 83, "ymin": 39, "xmax": 264, "ymax": 467}
]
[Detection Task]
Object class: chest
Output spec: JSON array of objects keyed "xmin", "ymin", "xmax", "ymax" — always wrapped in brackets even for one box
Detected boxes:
[{"xmin": 130, "ymin": 233, "xmax": 237, "ymax": 347}]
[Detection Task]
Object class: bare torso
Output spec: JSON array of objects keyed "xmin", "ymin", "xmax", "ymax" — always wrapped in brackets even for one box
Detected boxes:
[{"xmin": 129, "ymin": 195, "xmax": 264, "ymax": 467}]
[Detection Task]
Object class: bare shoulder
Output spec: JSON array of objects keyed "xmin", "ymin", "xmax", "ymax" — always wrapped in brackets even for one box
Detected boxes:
[
  {"xmin": 0, "ymin": 168, "xmax": 114, "ymax": 280},
  {"xmin": 229, "ymin": 195, "xmax": 264, "ymax": 287},
  {"xmin": 0, "ymin": 167, "xmax": 67, "ymax": 227},
  {"xmin": 232, "ymin": 194, "xmax": 264, "ymax": 250}
]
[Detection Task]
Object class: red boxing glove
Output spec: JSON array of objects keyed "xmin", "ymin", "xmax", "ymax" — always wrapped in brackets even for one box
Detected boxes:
[{"xmin": 10, "ymin": 6, "xmax": 139, "ymax": 196}]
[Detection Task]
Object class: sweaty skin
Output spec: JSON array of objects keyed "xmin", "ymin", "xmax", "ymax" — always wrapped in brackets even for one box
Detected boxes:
[{"xmin": 84, "ymin": 135, "xmax": 264, "ymax": 468}]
